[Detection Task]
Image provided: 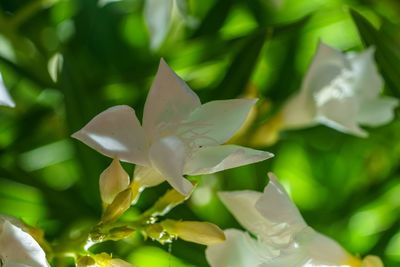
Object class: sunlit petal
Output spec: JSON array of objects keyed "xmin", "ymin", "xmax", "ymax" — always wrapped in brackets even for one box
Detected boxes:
[
  {"xmin": 149, "ymin": 135, "xmax": 193, "ymax": 195},
  {"xmin": 184, "ymin": 145, "xmax": 273, "ymax": 175},
  {"xmin": 142, "ymin": 59, "xmax": 201, "ymax": 142},
  {"xmin": 72, "ymin": 105, "xmax": 149, "ymax": 165}
]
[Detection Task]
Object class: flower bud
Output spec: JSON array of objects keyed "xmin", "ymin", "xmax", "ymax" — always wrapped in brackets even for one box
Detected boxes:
[
  {"xmin": 142, "ymin": 187, "xmax": 190, "ymax": 219},
  {"xmin": 76, "ymin": 256, "xmax": 96, "ymax": 267},
  {"xmin": 101, "ymin": 187, "xmax": 133, "ymax": 224},
  {"xmin": 362, "ymin": 255, "xmax": 384, "ymax": 267},
  {"xmin": 93, "ymin": 253, "xmax": 136, "ymax": 267},
  {"xmin": 161, "ymin": 219, "xmax": 225, "ymax": 246},
  {"xmin": 100, "ymin": 159, "xmax": 130, "ymax": 205}
]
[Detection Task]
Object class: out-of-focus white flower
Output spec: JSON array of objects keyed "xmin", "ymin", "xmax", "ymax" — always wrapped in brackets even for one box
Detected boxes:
[
  {"xmin": 282, "ymin": 43, "xmax": 398, "ymax": 137},
  {"xmin": 0, "ymin": 73, "xmax": 15, "ymax": 107},
  {"xmin": 206, "ymin": 173, "xmax": 382, "ymax": 267},
  {"xmin": 144, "ymin": 0, "xmax": 197, "ymax": 50},
  {"xmin": 0, "ymin": 216, "xmax": 50, "ymax": 267},
  {"xmin": 72, "ymin": 59, "xmax": 273, "ymax": 196}
]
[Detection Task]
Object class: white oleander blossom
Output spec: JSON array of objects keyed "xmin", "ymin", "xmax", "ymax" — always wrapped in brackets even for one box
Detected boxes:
[
  {"xmin": 0, "ymin": 216, "xmax": 50, "ymax": 267},
  {"xmin": 282, "ymin": 43, "xmax": 398, "ymax": 137},
  {"xmin": 72, "ymin": 59, "xmax": 273, "ymax": 196},
  {"xmin": 206, "ymin": 173, "xmax": 383, "ymax": 267},
  {"xmin": 0, "ymin": 73, "xmax": 15, "ymax": 107}
]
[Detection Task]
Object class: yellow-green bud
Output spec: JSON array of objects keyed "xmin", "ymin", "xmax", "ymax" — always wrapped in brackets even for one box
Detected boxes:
[
  {"xmin": 161, "ymin": 219, "xmax": 225, "ymax": 246},
  {"xmin": 100, "ymin": 159, "xmax": 130, "ymax": 205}
]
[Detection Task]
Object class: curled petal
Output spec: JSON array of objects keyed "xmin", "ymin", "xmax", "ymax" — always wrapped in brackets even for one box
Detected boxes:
[
  {"xmin": 149, "ymin": 136, "xmax": 193, "ymax": 195},
  {"xmin": 72, "ymin": 105, "xmax": 149, "ymax": 165},
  {"xmin": 143, "ymin": 59, "xmax": 201, "ymax": 142},
  {"xmin": 185, "ymin": 145, "xmax": 273, "ymax": 175},
  {"xmin": 180, "ymin": 99, "xmax": 257, "ymax": 147}
]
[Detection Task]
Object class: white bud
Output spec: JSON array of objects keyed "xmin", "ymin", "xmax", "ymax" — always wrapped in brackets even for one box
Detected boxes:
[{"xmin": 100, "ymin": 159, "xmax": 130, "ymax": 205}]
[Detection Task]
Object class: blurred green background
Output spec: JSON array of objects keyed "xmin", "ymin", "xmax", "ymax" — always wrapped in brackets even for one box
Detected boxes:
[{"xmin": 0, "ymin": 0, "xmax": 399, "ymax": 266}]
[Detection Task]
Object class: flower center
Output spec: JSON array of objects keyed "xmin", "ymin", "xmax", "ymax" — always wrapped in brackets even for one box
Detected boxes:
[{"xmin": 314, "ymin": 69, "xmax": 355, "ymax": 106}]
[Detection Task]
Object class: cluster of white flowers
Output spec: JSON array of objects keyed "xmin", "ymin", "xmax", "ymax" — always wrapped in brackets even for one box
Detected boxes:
[
  {"xmin": 0, "ymin": 43, "xmax": 396, "ymax": 266},
  {"xmin": 206, "ymin": 173, "xmax": 383, "ymax": 267}
]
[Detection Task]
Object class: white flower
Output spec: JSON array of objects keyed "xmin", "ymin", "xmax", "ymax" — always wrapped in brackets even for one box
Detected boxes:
[
  {"xmin": 0, "ymin": 216, "xmax": 50, "ymax": 267},
  {"xmin": 282, "ymin": 43, "xmax": 398, "ymax": 137},
  {"xmin": 0, "ymin": 73, "xmax": 15, "ymax": 107},
  {"xmin": 144, "ymin": 0, "xmax": 196, "ymax": 50},
  {"xmin": 72, "ymin": 59, "xmax": 273, "ymax": 195},
  {"xmin": 206, "ymin": 173, "xmax": 378, "ymax": 267}
]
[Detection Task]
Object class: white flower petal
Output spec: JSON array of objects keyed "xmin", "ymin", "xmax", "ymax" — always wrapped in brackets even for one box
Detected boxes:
[
  {"xmin": 72, "ymin": 105, "xmax": 149, "ymax": 165},
  {"xmin": 255, "ymin": 173, "xmax": 306, "ymax": 229},
  {"xmin": 184, "ymin": 145, "xmax": 273, "ymax": 175},
  {"xmin": 145, "ymin": 0, "xmax": 174, "ymax": 50},
  {"xmin": 316, "ymin": 96, "xmax": 368, "ymax": 137},
  {"xmin": 0, "ymin": 73, "xmax": 15, "ymax": 108},
  {"xmin": 180, "ymin": 99, "xmax": 257, "ymax": 147},
  {"xmin": 99, "ymin": 159, "xmax": 130, "ymax": 205},
  {"xmin": 148, "ymin": 136, "xmax": 193, "ymax": 195},
  {"xmin": 206, "ymin": 229, "xmax": 269, "ymax": 267},
  {"xmin": 133, "ymin": 165, "xmax": 165, "ymax": 189},
  {"xmin": 218, "ymin": 190, "xmax": 272, "ymax": 239},
  {"xmin": 302, "ymin": 230, "xmax": 349, "ymax": 266},
  {"xmin": 0, "ymin": 220, "xmax": 50, "ymax": 267},
  {"xmin": 142, "ymin": 59, "xmax": 201, "ymax": 142},
  {"xmin": 303, "ymin": 43, "xmax": 349, "ymax": 97},
  {"xmin": 347, "ymin": 47, "xmax": 383, "ymax": 100},
  {"xmin": 357, "ymin": 97, "xmax": 399, "ymax": 127},
  {"xmin": 282, "ymin": 92, "xmax": 316, "ymax": 129}
]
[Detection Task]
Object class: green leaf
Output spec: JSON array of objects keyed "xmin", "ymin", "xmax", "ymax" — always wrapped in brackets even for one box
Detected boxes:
[
  {"xmin": 214, "ymin": 29, "xmax": 268, "ymax": 99},
  {"xmin": 350, "ymin": 9, "xmax": 400, "ymax": 96}
]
